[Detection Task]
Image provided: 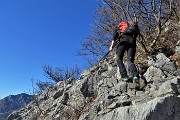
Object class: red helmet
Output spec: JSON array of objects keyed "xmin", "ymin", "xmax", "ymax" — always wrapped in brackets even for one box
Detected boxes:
[{"xmin": 118, "ymin": 21, "xmax": 130, "ymax": 32}]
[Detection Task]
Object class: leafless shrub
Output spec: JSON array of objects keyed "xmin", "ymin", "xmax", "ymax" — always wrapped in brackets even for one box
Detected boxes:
[
  {"xmin": 79, "ymin": 0, "xmax": 179, "ymax": 65},
  {"xmin": 43, "ymin": 64, "xmax": 81, "ymax": 83}
]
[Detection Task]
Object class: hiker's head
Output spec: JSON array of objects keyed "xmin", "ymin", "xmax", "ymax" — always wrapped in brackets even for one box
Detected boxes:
[
  {"xmin": 118, "ymin": 21, "xmax": 131, "ymax": 27},
  {"xmin": 117, "ymin": 21, "xmax": 130, "ymax": 32}
]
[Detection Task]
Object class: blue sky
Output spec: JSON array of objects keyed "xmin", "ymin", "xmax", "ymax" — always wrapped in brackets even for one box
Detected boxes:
[{"xmin": 0, "ymin": 0, "xmax": 98, "ymax": 99}]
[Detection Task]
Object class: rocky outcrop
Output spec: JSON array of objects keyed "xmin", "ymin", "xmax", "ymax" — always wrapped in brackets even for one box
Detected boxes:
[
  {"xmin": 7, "ymin": 42, "xmax": 180, "ymax": 120},
  {"xmin": 0, "ymin": 93, "xmax": 33, "ymax": 120}
]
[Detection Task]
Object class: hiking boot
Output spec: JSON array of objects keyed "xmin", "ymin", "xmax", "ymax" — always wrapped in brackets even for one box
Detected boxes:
[
  {"xmin": 121, "ymin": 77, "xmax": 129, "ymax": 82},
  {"xmin": 133, "ymin": 76, "xmax": 139, "ymax": 83}
]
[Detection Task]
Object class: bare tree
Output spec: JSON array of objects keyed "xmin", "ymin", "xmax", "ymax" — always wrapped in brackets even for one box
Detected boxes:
[
  {"xmin": 79, "ymin": 0, "xmax": 179, "ymax": 65},
  {"xmin": 36, "ymin": 81, "xmax": 54, "ymax": 92},
  {"xmin": 43, "ymin": 65, "xmax": 64, "ymax": 83},
  {"xmin": 43, "ymin": 64, "xmax": 81, "ymax": 83}
]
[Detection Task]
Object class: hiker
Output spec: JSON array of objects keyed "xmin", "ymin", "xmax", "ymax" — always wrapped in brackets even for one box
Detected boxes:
[{"xmin": 109, "ymin": 21, "xmax": 140, "ymax": 82}]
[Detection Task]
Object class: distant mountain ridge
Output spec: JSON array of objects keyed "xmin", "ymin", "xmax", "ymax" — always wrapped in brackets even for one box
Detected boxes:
[{"xmin": 0, "ymin": 93, "xmax": 33, "ymax": 120}]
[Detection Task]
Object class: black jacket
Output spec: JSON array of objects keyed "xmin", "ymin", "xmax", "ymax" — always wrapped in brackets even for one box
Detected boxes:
[{"xmin": 113, "ymin": 24, "xmax": 140, "ymax": 45}]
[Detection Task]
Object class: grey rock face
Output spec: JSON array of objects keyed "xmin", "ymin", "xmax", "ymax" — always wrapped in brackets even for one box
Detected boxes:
[
  {"xmin": 148, "ymin": 53, "xmax": 176, "ymax": 71},
  {"xmin": 7, "ymin": 53, "xmax": 180, "ymax": 120},
  {"xmin": 144, "ymin": 66, "xmax": 166, "ymax": 82},
  {"xmin": 96, "ymin": 94, "xmax": 180, "ymax": 120},
  {"xmin": 156, "ymin": 78, "xmax": 180, "ymax": 97}
]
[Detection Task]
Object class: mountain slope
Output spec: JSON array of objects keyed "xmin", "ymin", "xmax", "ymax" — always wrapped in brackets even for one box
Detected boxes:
[
  {"xmin": 7, "ymin": 51, "xmax": 180, "ymax": 120},
  {"xmin": 0, "ymin": 93, "xmax": 33, "ymax": 120}
]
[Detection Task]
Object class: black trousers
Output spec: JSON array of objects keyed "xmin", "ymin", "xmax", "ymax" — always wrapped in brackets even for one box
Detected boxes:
[{"xmin": 116, "ymin": 42, "xmax": 139, "ymax": 78}]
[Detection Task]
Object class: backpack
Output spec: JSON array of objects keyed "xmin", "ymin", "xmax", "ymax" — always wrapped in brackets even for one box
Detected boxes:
[{"xmin": 118, "ymin": 21, "xmax": 140, "ymax": 37}]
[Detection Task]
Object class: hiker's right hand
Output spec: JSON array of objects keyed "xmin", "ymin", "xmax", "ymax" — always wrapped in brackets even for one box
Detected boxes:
[
  {"xmin": 109, "ymin": 46, "xmax": 113, "ymax": 51},
  {"xmin": 109, "ymin": 40, "xmax": 114, "ymax": 51}
]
